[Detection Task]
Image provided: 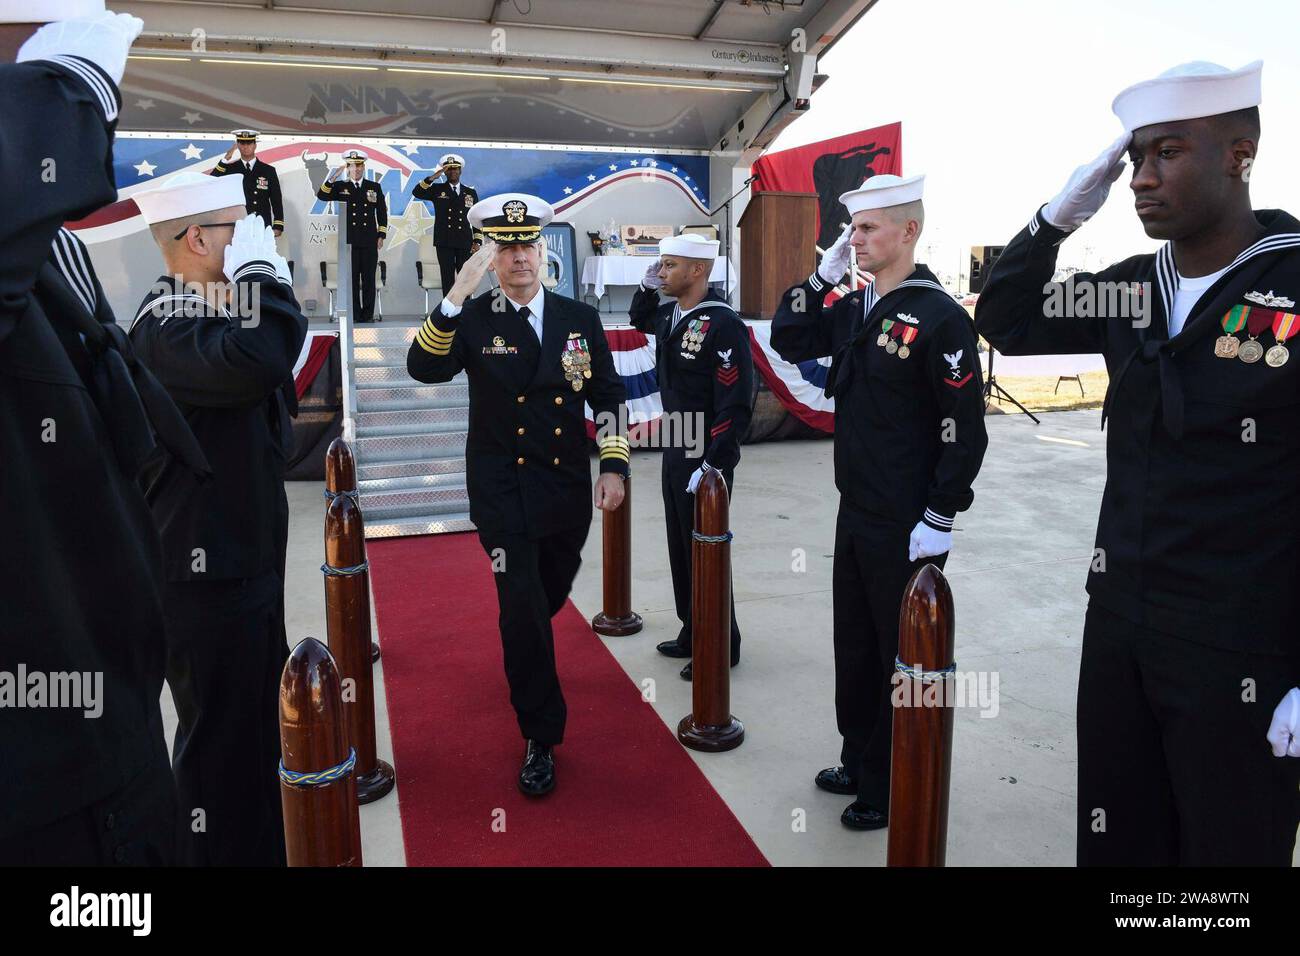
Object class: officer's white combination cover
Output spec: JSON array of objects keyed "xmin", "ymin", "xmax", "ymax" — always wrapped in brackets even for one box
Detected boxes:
[
  {"xmin": 1112, "ymin": 61, "xmax": 1263, "ymax": 132},
  {"xmin": 0, "ymin": 0, "xmax": 104, "ymax": 21},
  {"xmin": 134, "ymin": 171, "xmax": 247, "ymax": 225},
  {"xmin": 440, "ymin": 153, "xmax": 465, "ymax": 168},
  {"xmin": 839, "ymin": 173, "xmax": 925, "ymax": 215},
  {"xmin": 659, "ymin": 233, "xmax": 719, "ymax": 259}
]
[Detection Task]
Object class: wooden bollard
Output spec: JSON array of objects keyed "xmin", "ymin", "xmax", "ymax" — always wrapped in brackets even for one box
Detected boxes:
[
  {"xmin": 279, "ymin": 637, "xmax": 362, "ymax": 867},
  {"xmin": 591, "ymin": 476, "xmax": 642, "ymax": 636},
  {"xmin": 324, "ymin": 492, "xmax": 396, "ymax": 804},
  {"xmin": 677, "ymin": 468, "xmax": 743, "ymax": 752},
  {"xmin": 324, "ymin": 437, "xmax": 380, "ymax": 663},
  {"xmin": 886, "ymin": 564, "xmax": 956, "ymax": 867}
]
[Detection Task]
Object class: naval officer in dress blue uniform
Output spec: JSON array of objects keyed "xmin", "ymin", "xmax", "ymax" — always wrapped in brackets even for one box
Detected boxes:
[{"xmin": 407, "ymin": 194, "xmax": 631, "ymax": 797}]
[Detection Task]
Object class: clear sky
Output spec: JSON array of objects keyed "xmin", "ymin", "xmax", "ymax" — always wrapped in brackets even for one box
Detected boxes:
[{"xmin": 770, "ymin": 0, "xmax": 1299, "ymax": 288}]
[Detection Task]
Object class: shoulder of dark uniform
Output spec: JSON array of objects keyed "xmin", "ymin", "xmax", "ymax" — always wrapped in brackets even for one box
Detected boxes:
[{"xmin": 547, "ymin": 291, "xmax": 601, "ymax": 328}]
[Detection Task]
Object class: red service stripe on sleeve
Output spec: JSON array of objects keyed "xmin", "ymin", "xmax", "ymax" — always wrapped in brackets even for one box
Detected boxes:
[
  {"xmin": 711, "ymin": 420, "xmax": 732, "ymax": 437},
  {"xmin": 716, "ymin": 367, "xmax": 739, "ymax": 386},
  {"xmin": 943, "ymin": 372, "xmax": 973, "ymax": 389}
]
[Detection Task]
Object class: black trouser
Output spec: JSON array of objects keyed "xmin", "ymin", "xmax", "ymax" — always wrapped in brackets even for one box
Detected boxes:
[
  {"xmin": 1077, "ymin": 602, "xmax": 1300, "ymax": 866},
  {"xmin": 349, "ymin": 240, "xmax": 378, "ymax": 322},
  {"xmin": 164, "ymin": 571, "xmax": 288, "ymax": 866},
  {"xmin": 437, "ymin": 244, "xmax": 471, "ymax": 293},
  {"xmin": 832, "ymin": 505, "xmax": 946, "ymax": 810},
  {"xmin": 660, "ymin": 454, "xmax": 741, "ymax": 657},
  {"xmin": 0, "ymin": 755, "xmax": 176, "ymax": 866},
  {"xmin": 477, "ymin": 522, "xmax": 590, "ymax": 746}
]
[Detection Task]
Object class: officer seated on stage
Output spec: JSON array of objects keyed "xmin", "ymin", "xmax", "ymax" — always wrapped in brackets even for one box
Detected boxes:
[{"xmin": 406, "ymin": 193, "xmax": 631, "ymax": 797}]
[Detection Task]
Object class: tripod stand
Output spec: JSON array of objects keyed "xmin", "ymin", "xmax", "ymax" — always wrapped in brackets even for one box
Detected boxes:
[{"xmin": 983, "ymin": 346, "xmax": 1039, "ymax": 424}]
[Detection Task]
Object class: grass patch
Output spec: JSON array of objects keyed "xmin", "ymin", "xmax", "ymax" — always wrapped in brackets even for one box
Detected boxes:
[{"xmin": 985, "ymin": 371, "xmax": 1109, "ymax": 414}]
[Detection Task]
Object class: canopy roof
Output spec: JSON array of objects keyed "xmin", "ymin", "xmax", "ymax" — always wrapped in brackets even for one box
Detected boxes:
[{"xmin": 116, "ymin": 0, "xmax": 877, "ymax": 153}]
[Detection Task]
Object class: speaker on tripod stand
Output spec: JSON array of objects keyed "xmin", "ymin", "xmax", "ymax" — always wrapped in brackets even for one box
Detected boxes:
[{"xmin": 969, "ymin": 244, "xmax": 1039, "ymax": 424}]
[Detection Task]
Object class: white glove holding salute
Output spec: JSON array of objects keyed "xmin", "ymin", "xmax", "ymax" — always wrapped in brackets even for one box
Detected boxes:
[
  {"xmin": 17, "ymin": 11, "xmax": 144, "ymax": 87},
  {"xmin": 908, "ymin": 521, "xmax": 951, "ymax": 562},
  {"xmin": 1042, "ymin": 134, "xmax": 1131, "ymax": 231},
  {"xmin": 817, "ymin": 223, "xmax": 854, "ymax": 284},
  {"xmin": 1267, "ymin": 687, "xmax": 1300, "ymax": 758},
  {"xmin": 641, "ymin": 257, "xmax": 664, "ymax": 292},
  {"xmin": 223, "ymin": 215, "xmax": 287, "ymax": 283},
  {"xmin": 686, "ymin": 461, "xmax": 716, "ymax": 494}
]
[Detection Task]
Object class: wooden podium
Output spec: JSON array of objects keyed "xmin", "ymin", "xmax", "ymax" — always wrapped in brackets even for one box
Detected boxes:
[{"xmin": 737, "ymin": 191, "xmax": 818, "ymax": 320}]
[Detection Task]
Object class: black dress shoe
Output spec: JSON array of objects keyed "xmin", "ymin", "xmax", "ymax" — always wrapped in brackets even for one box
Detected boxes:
[
  {"xmin": 517, "ymin": 740, "xmax": 555, "ymax": 797},
  {"xmin": 841, "ymin": 801, "xmax": 888, "ymax": 830},
  {"xmin": 814, "ymin": 765, "xmax": 858, "ymax": 795},
  {"xmin": 679, "ymin": 657, "xmax": 740, "ymax": 681},
  {"xmin": 656, "ymin": 640, "xmax": 691, "ymax": 659}
]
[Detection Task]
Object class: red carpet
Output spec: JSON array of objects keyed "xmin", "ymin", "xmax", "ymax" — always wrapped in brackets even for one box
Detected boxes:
[{"xmin": 368, "ymin": 533, "xmax": 768, "ymax": 867}]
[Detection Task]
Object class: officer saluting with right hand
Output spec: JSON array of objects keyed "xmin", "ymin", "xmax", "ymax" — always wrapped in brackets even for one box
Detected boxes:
[{"xmin": 406, "ymin": 194, "xmax": 630, "ymax": 798}]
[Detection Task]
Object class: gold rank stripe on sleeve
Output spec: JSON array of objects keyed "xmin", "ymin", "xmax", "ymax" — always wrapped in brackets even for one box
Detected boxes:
[
  {"xmin": 272, "ymin": 219, "xmax": 284, "ymax": 228},
  {"xmin": 416, "ymin": 318, "xmax": 456, "ymax": 356},
  {"xmin": 318, "ymin": 182, "xmax": 332, "ymax": 194},
  {"xmin": 598, "ymin": 435, "xmax": 631, "ymax": 462},
  {"xmin": 378, "ymin": 225, "xmax": 388, "ymax": 234}
]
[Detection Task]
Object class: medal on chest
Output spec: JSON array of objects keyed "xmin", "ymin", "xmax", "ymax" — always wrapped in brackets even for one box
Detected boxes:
[
  {"xmin": 561, "ymin": 333, "xmax": 591, "ymax": 391},
  {"xmin": 1238, "ymin": 306, "xmax": 1273, "ymax": 364},
  {"xmin": 876, "ymin": 318, "xmax": 893, "ymax": 348},
  {"xmin": 681, "ymin": 317, "xmax": 709, "ymax": 353},
  {"xmin": 897, "ymin": 325, "xmax": 919, "ymax": 359},
  {"xmin": 1266, "ymin": 310, "xmax": 1297, "ymax": 367},
  {"xmin": 1215, "ymin": 305, "xmax": 1247, "ymax": 358}
]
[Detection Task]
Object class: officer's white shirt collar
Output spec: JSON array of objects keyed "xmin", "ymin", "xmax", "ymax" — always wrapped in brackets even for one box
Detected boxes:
[{"xmin": 502, "ymin": 284, "xmax": 545, "ymax": 342}]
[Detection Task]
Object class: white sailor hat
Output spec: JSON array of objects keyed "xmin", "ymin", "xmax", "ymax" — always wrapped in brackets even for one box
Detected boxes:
[
  {"xmin": 343, "ymin": 149, "xmax": 367, "ymax": 164},
  {"xmin": 440, "ymin": 153, "xmax": 465, "ymax": 169},
  {"xmin": 839, "ymin": 173, "xmax": 925, "ymax": 215},
  {"xmin": 133, "ymin": 171, "xmax": 247, "ymax": 225},
  {"xmin": 469, "ymin": 193, "xmax": 553, "ymax": 244},
  {"xmin": 231, "ymin": 129, "xmax": 260, "ymax": 143},
  {"xmin": 1113, "ymin": 60, "xmax": 1263, "ymax": 133},
  {"xmin": 659, "ymin": 233, "xmax": 719, "ymax": 259},
  {"xmin": 0, "ymin": 0, "xmax": 103, "ymax": 21}
]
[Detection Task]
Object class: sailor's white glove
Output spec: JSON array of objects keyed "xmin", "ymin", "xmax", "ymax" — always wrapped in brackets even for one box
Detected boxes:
[
  {"xmin": 223, "ymin": 215, "xmax": 280, "ymax": 282},
  {"xmin": 686, "ymin": 461, "xmax": 716, "ymax": 494},
  {"xmin": 1042, "ymin": 134, "xmax": 1130, "ymax": 231},
  {"xmin": 817, "ymin": 223, "xmax": 854, "ymax": 284},
  {"xmin": 1267, "ymin": 687, "xmax": 1300, "ymax": 758},
  {"xmin": 908, "ymin": 521, "xmax": 951, "ymax": 562},
  {"xmin": 641, "ymin": 257, "xmax": 663, "ymax": 292},
  {"xmin": 17, "ymin": 11, "xmax": 144, "ymax": 87}
]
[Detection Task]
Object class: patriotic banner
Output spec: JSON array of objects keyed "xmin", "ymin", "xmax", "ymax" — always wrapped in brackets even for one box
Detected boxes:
[
  {"xmin": 293, "ymin": 331, "xmax": 338, "ymax": 400},
  {"xmin": 585, "ymin": 321, "xmax": 835, "ymax": 439},
  {"xmin": 752, "ymin": 122, "xmax": 903, "ymax": 252}
]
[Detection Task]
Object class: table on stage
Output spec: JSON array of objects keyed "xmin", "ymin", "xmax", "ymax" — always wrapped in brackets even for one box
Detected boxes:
[{"xmin": 580, "ymin": 254, "xmax": 737, "ymax": 300}]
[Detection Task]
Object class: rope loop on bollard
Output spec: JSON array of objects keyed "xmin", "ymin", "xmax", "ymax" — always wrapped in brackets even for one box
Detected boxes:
[
  {"xmin": 894, "ymin": 657, "xmax": 957, "ymax": 684},
  {"xmin": 691, "ymin": 530, "xmax": 734, "ymax": 544},
  {"xmin": 279, "ymin": 748, "xmax": 356, "ymax": 788},
  {"xmin": 323, "ymin": 489, "xmax": 360, "ymax": 502},
  {"xmin": 321, "ymin": 560, "xmax": 369, "ymax": 577}
]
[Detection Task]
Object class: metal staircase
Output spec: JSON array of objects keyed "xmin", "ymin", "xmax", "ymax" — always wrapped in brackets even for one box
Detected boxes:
[{"xmin": 349, "ymin": 320, "xmax": 474, "ymax": 538}]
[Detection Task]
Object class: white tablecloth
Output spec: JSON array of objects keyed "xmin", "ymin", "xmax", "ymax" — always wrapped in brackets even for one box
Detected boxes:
[{"xmin": 581, "ymin": 255, "xmax": 735, "ymax": 299}]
